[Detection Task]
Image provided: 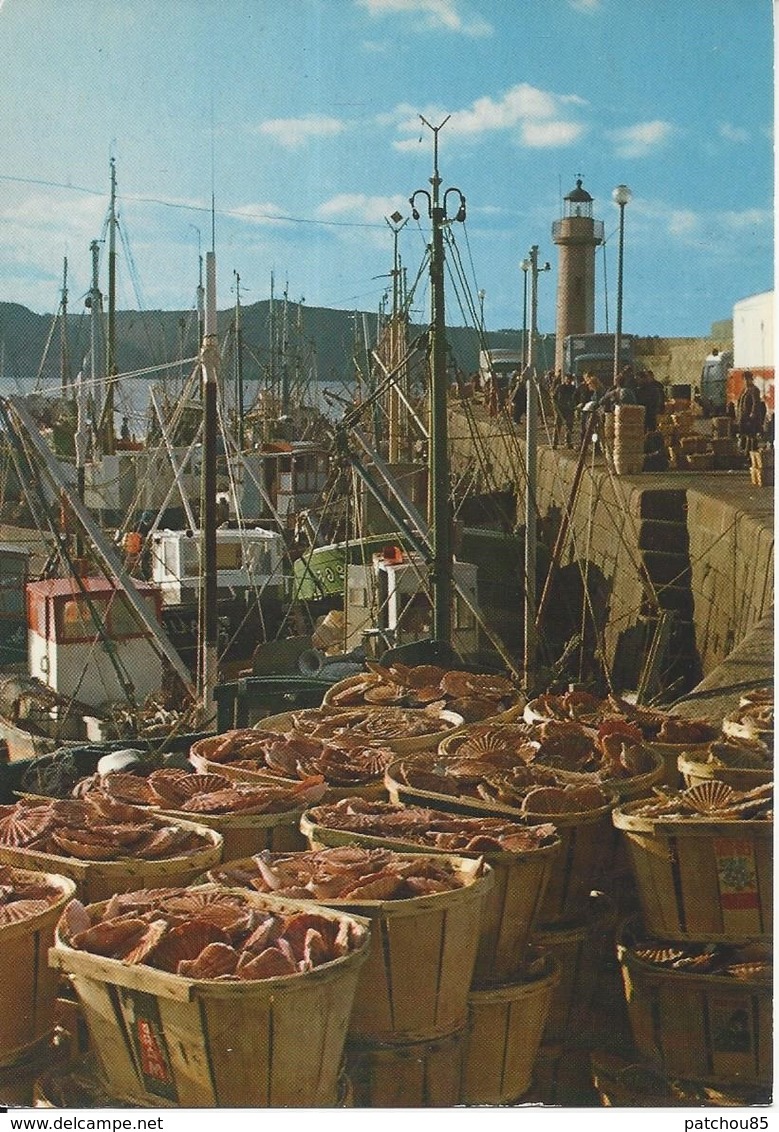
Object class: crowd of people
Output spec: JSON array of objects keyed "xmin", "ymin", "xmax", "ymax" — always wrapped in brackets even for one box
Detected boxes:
[{"xmin": 478, "ymin": 353, "xmax": 773, "ymax": 461}]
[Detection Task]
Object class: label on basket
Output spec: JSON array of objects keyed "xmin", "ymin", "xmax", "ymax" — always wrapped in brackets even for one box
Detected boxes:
[
  {"xmin": 713, "ymin": 839, "xmax": 759, "ymax": 910},
  {"xmin": 121, "ymin": 989, "xmax": 179, "ymax": 1103},
  {"xmin": 708, "ymin": 995, "xmax": 754, "ymax": 1055}
]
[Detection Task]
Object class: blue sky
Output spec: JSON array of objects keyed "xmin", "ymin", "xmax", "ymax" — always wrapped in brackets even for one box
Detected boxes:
[{"xmin": 0, "ymin": 0, "xmax": 773, "ymax": 340}]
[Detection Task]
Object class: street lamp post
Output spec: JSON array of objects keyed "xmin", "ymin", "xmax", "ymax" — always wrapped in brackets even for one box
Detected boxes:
[
  {"xmin": 520, "ymin": 259, "xmax": 532, "ymax": 366},
  {"xmin": 524, "ymin": 245, "xmax": 550, "ymax": 692},
  {"xmin": 612, "ymin": 184, "xmax": 632, "ymax": 384},
  {"xmin": 410, "ymin": 116, "xmax": 466, "ymax": 647}
]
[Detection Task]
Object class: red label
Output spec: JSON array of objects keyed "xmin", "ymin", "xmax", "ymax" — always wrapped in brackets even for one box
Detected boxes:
[{"xmin": 136, "ymin": 1018, "xmax": 172, "ymax": 1084}]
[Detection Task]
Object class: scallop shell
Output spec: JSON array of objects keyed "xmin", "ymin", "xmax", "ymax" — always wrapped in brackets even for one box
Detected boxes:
[
  {"xmin": 62, "ymin": 899, "xmax": 92, "ymax": 939},
  {"xmin": 724, "ymin": 961, "xmax": 772, "ymax": 981},
  {"xmin": 50, "ymin": 832, "xmax": 118, "ymax": 861},
  {"xmin": 151, "ymin": 920, "xmax": 232, "ymax": 972},
  {"xmin": 243, "ymin": 915, "xmax": 284, "ymax": 955},
  {"xmin": 340, "ymin": 872, "xmax": 405, "ymax": 901},
  {"xmin": 101, "ymin": 773, "xmax": 156, "ymax": 806},
  {"xmin": 177, "ymin": 941, "xmax": 240, "ymax": 979},
  {"xmin": 172, "ymin": 773, "xmax": 233, "ymax": 801},
  {"xmin": 132, "ymin": 828, "xmax": 188, "ymax": 859},
  {"xmin": 0, "ymin": 899, "xmax": 53, "ymax": 926},
  {"xmin": 0, "ymin": 806, "xmax": 55, "ymax": 848},
  {"xmin": 179, "ymin": 789, "xmax": 245, "ymax": 814},
  {"xmin": 681, "ymin": 780, "xmax": 739, "ymax": 815},
  {"xmin": 633, "ymin": 947, "xmax": 690, "ymax": 967},
  {"xmin": 363, "ymin": 685, "xmax": 406, "ymax": 705},
  {"xmin": 121, "ymin": 919, "xmax": 170, "ymax": 965},
  {"xmin": 236, "ymin": 945, "xmax": 297, "ymax": 979},
  {"xmin": 71, "ymin": 917, "xmax": 149, "ymax": 957}
]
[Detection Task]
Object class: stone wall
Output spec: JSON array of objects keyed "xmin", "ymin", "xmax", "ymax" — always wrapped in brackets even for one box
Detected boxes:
[{"xmin": 448, "ymin": 405, "xmax": 772, "ymax": 690}]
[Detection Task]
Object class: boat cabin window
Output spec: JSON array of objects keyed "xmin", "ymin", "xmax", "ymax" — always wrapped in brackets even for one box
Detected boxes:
[
  {"xmin": 60, "ymin": 595, "xmax": 103, "ymax": 641},
  {"xmin": 348, "ymin": 585, "xmax": 368, "ymax": 609},
  {"xmin": 216, "ymin": 542, "xmax": 243, "ymax": 571},
  {"xmin": 58, "ymin": 592, "xmax": 154, "ymax": 641},
  {"xmin": 454, "ymin": 594, "xmax": 476, "ymax": 630},
  {"xmin": 0, "ymin": 559, "xmax": 25, "ymax": 616}
]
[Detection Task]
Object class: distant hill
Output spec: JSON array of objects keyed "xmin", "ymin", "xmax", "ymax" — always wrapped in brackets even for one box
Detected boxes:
[{"xmin": 0, "ymin": 299, "xmax": 548, "ymax": 387}]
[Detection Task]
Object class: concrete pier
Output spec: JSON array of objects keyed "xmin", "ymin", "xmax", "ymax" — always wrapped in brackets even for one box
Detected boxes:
[{"xmin": 450, "ymin": 404, "xmax": 773, "ymax": 697}]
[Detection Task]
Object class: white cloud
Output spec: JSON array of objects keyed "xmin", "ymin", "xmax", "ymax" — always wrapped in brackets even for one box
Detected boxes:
[
  {"xmin": 317, "ymin": 193, "xmax": 409, "ymax": 223},
  {"xmin": 255, "ymin": 115, "xmax": 346, "ymax": 150},
  {"xmin": 667, "ymin": 209, "xmax": 700, "ymax": 237},
  {"xmin": 522, "ymin": 120, "xmax": 588, "ymax": 147},
  {"xmin": 719, "ymin": 122, "xmax": 750, "ymax": 144},
  {"xmin": 388, "ymin": 83, "xmax": 587, "ymax": 150},
  {"xmin": 721, "ymin": 207, "xmax": 772, "ymax": 231},
  {"xmin": 355, "ymin": 0, "xmax": 492, "ymax": 37},
  {"xmin": 568, "ymin": 0, "xmax": 601, "ymax": 11},
  {"xmin": 608, "ymin": 120, "xmax": 675, "ymax": 158}
]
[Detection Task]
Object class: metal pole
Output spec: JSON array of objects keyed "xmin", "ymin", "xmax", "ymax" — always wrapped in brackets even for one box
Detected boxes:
[
  {"xmin": 429, "ymin": 153, "xmax": 452, "ymax": 645},
  {"xmin": 611, "ymin": 185, "xmax": 631, "ymax": 382},
  {"xmin": 199, "ymin": 250, "xmax": 219, "ymax": 719},
  {"xmin": 524, "ymin": 247, "xmax": 539, "ymax": 689}
]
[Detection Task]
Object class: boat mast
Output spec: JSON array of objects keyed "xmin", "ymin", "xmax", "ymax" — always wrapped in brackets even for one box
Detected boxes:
[
  {"xmin": 234, "ymin": 270, "xmax": 244, "ymax": 449},
  {"xmin": 409, "ymin": 116, "xmax": 465, "ymax": 647},
  {"xmin": 59, "ymin": 257, "xmax": 70, "ymax": 396},
  {"xmin": 524, "ymin": 245, "xmax": 550, "ymax": 693},
  {"xmin": 99, "ymin": 158, "xmax": 118, "ymax": 455},
  {"xmin": 88, "ymin": 237, "xmax": 102, "ymax": 449},
  {"xmin": 198, "ymin": 236, "xmax": 219, "ymax": 719}
]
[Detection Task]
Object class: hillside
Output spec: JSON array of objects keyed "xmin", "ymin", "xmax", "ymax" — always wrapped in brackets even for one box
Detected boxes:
[{"xmin": 0, "ymin": 300, "xmax": 536, "ymax": 388}]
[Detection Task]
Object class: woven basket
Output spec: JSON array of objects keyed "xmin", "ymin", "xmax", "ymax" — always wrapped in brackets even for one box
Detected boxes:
[
  {"xmin": 49, "ymin": 888, "xmax": 371, "ymax": 1107},
  {"xmin": 617, "ymin": 920, "xmax": 772, "ymax": 1086},
  {"xmin": 612, "ymin": 800, "xmax": 772, "ymax": 941},
  {"xmin": 299, "ymin": 812, "xmax": 560, "ymax": 985}
]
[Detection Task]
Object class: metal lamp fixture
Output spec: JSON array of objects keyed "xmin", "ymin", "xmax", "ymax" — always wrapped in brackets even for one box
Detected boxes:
[{"xmin": 612, "ymin": 183, "xmax": 632, "ymax": 383}]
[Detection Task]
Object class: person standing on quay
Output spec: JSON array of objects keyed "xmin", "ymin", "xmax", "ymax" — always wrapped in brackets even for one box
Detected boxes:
[
  {"xmin": 735, "ymin": 371, "xmax": 763, "ymax": 452},
  {"xmin": 552, "ymin": 372, "xmax": 578, "ymax": 448}
]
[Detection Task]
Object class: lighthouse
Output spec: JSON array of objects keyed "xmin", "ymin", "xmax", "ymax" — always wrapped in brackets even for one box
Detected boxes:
[{"xmin": 551, "ymin": 178, "xmax": 604, "ymax": 376}]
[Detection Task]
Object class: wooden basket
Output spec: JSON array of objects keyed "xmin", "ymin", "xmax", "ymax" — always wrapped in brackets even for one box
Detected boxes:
[
  {"xmin": 677, "ymin": 753, "xmax": 773, "ymax": 793},
  {"xmin": 531, "ymin": 896, "xmax": 623, "ymax": 1048},
  {"xmin": 299, "ymin": 812, "xmax": 561, "ymax": 985},
  {"xmin": 461, "ymin": 958, "xmax": 560, "ymax": 1105},
  {"xmin": 617, "ymin": 921, "xmax": 772, "ymax": 1087},
  {"xmin": 258, "ymin": 706, "xmax": 466, "ymax": 755},
  {"xmin": 0, "ymin": 870, "xmax": 76, "ymax": 1068},
  {"xmin": 0, "ymin": 1039, "xmax": 70, "ymax": 1107},
  {"xmin": 320, "ymin": 854, "xmax": 491, "ymax": 1042},
  {"xmin": 189, "ymin": 733, "xmax": 389, "ymax": 804},
  {"xmin": 323, "ymin": 673, "xmax": 525, "ymax": 727},
  {"xmin": 157, "ymin": 803, "xmax": 308, "ymax": 862},
  {"xmin": 0, "ymin": 818, "xmax": 223, "ymax": 904},
  {"xmin": 345, "ymin": 1030, "xmax": 465, "ymax": 1108},
  {"xmin": 646, "ymin": 741, "xmax": 712, "ymax": 788},
  {"xmin": 49, "ymin": 889, "xmax": 371, "ymax": 1108},
  {"xmin": 385, "ymin": 761, "xmax": 614, "ymax": 927},
  {"xmin": 590, "ymin": 1050, "xmax": 773, "ymax": 1108},
  {"xmin": 612, "ymin": 801, "xmax": 772, "ymax": 941}
]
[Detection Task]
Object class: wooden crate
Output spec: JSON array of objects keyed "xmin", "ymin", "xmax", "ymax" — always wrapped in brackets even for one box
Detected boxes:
[
  {"xmin": 617, "ymin": 927, "xmax": 772, "ymax": 1086},
  {"xmin": 49, "ymin": 890, "xmax": 371, "ymax": 1108},
  {"xmin": 0, "ymin": 818, "xmax": 223, "ymax": 904},
  {"xmin": 385, "ymin": 762, "xmax": 615, "ymax": 927},
  {"xmin": 461, "ymin": 959, "xmax": 559, "ymax": 1105},
  {"xmin": 0, "ymin": 870, "xmax": 76, "ymax": 1067},
  {"xmin": 346, "ymin": 1030, "xmax": 465, "ymax": 1107},
  {"xmin": 299, "ymin": 814, "xmax": 561, "ymax": 986},
  {"xmin": 612, "ymin": 802, "xmax": 772, "ymax": 941}
]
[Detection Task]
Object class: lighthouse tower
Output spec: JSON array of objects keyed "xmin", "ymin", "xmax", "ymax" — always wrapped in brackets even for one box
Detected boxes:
[{"xmin": 552, "ymin": 178, "xmax": 604, "ymax": 376}]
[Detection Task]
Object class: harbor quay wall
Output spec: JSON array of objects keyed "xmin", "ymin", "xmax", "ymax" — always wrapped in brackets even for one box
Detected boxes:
[{"xmin": 449, "ymin": 408, "xmax": 773, "ymax": 687}]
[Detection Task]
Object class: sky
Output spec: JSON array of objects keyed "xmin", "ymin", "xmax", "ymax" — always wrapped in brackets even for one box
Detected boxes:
[{"xmin": 0, "ymin": 0, "xmax": 773, "ymax": 342}]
